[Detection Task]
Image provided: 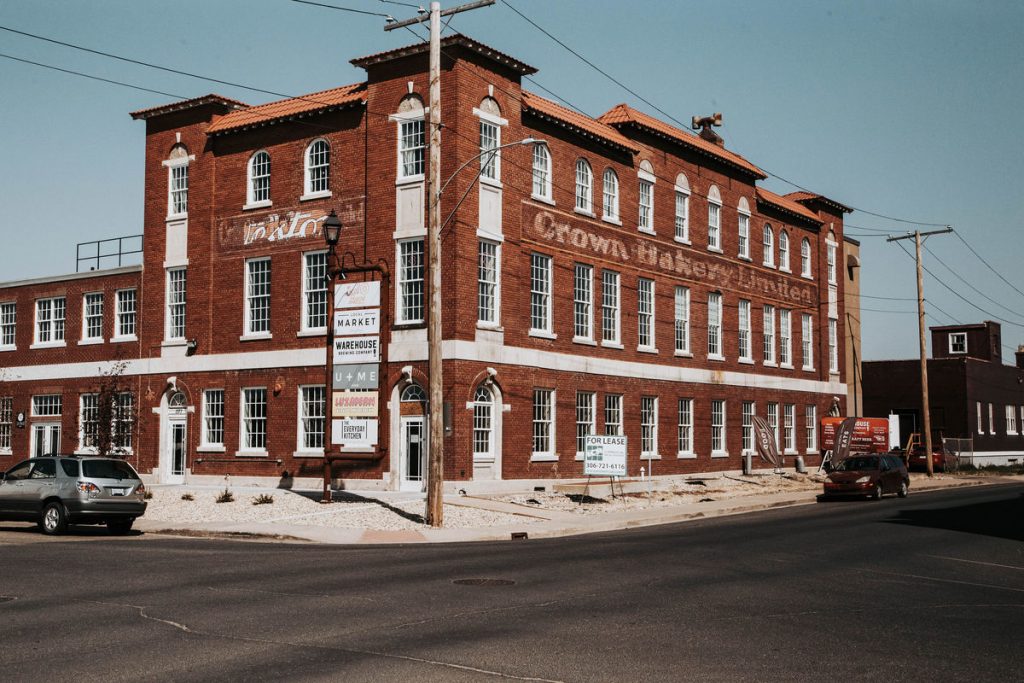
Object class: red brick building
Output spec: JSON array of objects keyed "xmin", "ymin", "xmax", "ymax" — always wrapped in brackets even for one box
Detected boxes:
[{"xmin": 0, "ymin": 35, "xmax": 853, "ymax": 490}]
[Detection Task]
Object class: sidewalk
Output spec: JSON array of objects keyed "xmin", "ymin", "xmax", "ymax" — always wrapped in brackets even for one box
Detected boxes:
[{"xmin": 134, "ymin": 474, "xmax": 1012, "ymax": 545}]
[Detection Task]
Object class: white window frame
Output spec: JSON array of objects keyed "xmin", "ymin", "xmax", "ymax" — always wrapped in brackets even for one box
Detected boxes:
[
  {"xmin": 477, "ymin": 240, "xmax": 500, "ymax": 327},
  {"xmin": 531, "ymin": 143, "xmax": 552, "ymax": 201},
  {"xmin": 638, "ymin": 163, "xmax": 656, "ymax": 234},
  {"xmin": 828, "ymin": 318, "xmax": 839, "ymax": 374},
  {"xmin": 167, "ymin": 158, "xmax": 189, "ymax": 217},
  {"xmin": 165, "ymin": 267, "xmax": 187, "ymax": 342},
  {"xmin": 779, "ymin": 309, "xmax": 792, "ymax": 367},
  {"xmin": 575, "ymin": 159, "xmax": 593, "ymax": 214},
  {"xmin": 738, "ymin": 299, "xmax": 752, "ymax": 362},
  {"xmin": 0, "ymin": 396, "xmax": 12, "ymax": 454},
  {"xmin": 0, "ymin": 302, "xmax": 15, "ymax": 350},
  {"xmin": 243, "ymin": 257, "xmax": 272, "ymax": 338},
  {"xmin": 302, "ymin": 251, "xmax": 329, "ymax": 333},
  {"xmin": 472, "ymin": 385, "xmax": 495, "ymax": 460},
  {"xmin": 297, "ymin": 385, "xmax": 326, "ymax": 455},
  {"xmin": 530, "ymin": 253, "xmax": 554, "ymax": 336},
  {"xmin": 778, "ymin": 230, "xmax": 790, "ymax": 272},
  {"xmin": 605, "ymin": 394, "xmax": 623, "ymax": 436},
  {"xmin": 32, "ymin": 394, "xmax": 62, "ymax": 417},
  {"xmin": 1006, "ymin": 405, "xmax": 1017, "ymax": 435},
  {"xmin": 827, "ymin": 241, "xmax": 838, "ymax": 284},
  {"xmin": 711, "ymin": 399, "xmax": 727, "ymax": 457},
  {"xmin": 767, "ymin": 402, "xmax": 780, "ymax": 448},
  {"xmin": 805, "ymin": 405, "xmax": 817, "ymax": 453},
  {"xmin": 674, "ymin": 286, "xmax": 690, "ymax": 355},
  {"xmin": 763, "ymin": 304, "xmax": 776, "ymax": 365},
  {"xmin": 977, "ymin": 401, "xmax": 984, "ymax": 434},
  {"xmin": 33, "ymin": 296, "xmax": 66, "ymax": 347},
  {"xmin": 674, "ymin": 174, "xmax": 690, "ymax": 243},
  {"xmin": 783, "ymin": 403, "xmax": 796, "ymax": 453},
  {"xmin": 989, "ymin": 403, "xmax": 995, "ymax": 434},
  {"xmin": 742, "ymin": 401, "xmax": 755, "ymax": 454},
  {"xmin": 949, "ymin": 332, "xmax": 967, "ymax": 354},
  {"xmin": 637, "ymin": 278, "xmax": 655, "ymax": 351},
  {"xmin": 641, "ymin": 396, "xmax": 659, "ymax": 459},
  {"xmin": 239, "ymin": 387, "xmax": 268, "ymax": 455},
  {"xmin": 602, "ymin": 168, "xmax": 620, "ymax": 223},
  {"xmin": 78, "ymin": 393, "xmax": 99, "ymax": 452},
  {"xmin": 82, "ymin": 292, "xmax": 104, "ymax": 343},
  {"xmin": 738, "ymin": 212, "xmax": 750, "ymax": 259},
  {"xmin": 707, "ymin": 292, "xmax": 723, "ymax": 360},
  {"xmin": 246, "ymin": 150, "xmax": 271, "ymax": 208},
  {"xmin": 802, "ymin": 313, "xmax": 814, "ymax": 370},
  {"xmin": 303, "ymin": 138, "xmax": 331, "ymax": 200},
  {"xmin": 397, "ymin": 238, "xmax": 425, "ymax": 325},
  {"xmin": 575, "ymin": 391, "xmax": 595, "ymax": 458},
  {"xmin": 531, "ymin": 388, "xmax": 556, "ymax": 461},
  {"xmin": 397, "ymin": 116, "xmax": 426, "ymax": 181},
  {"xmin": 677, "ymin": 398, "xmax": 694, "ymax": 457},
  {"xmin": 573, "ymin": 263, "xmax": 593, "ymax": 342},
  {"xmin": 707, "ymin": 186, "xmax": 722, "ymax": 252},
  {"xmin": 114, "ymin": 289, "xmax": 137, "ymax": 341},
  {"xmin": 479, "ymin": 117, "xmax": 501, "ymax": 185},
  {"xmin": 801, "ymin": 238, "xmax": 813, "ymax": 278},
  {"xmin": 200, "ymin": 389, "xmax": 225, "ymax": 450},
  {"xmin": 601, "ymin": 270, "xmax": 621, "ymax": 347},
  {"xmin": 763, "ymin": 224, "xmax": 775, "ymax": 267}
]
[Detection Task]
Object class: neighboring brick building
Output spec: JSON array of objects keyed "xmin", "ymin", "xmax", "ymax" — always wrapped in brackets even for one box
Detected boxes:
[
  {"xmin": 0, "ymin": 35, "xmax": 853, "ymax": 490},
  {"xmin": 863, "ymin": 321, "xmax": 1024, "ymax": 466}
]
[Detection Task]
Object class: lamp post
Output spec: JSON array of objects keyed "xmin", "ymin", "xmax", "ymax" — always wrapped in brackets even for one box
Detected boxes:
[
  {"xmin": 423, "ymin": 137, "xmax": 544, "ymax": 527},
  {"xmin": 321, "ymin": 209, "xmax": 343, "ymax": 503}
]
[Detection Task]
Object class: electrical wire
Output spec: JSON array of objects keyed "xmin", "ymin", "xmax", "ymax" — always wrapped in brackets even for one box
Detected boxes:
[
  {"xmin": 0, "ymin": 52, "xmax": 185, "ymax": 99},
  {"xmin": 953, "ymin": 228, "xmax": 1024, "ymax": 300},
  {"xmin": 289, "ymin": 0, "xmax": 391, "ymax": 17},
  {"xmin": 923, "ymin": 243, "xmax": 1024, "ymax": 319}
]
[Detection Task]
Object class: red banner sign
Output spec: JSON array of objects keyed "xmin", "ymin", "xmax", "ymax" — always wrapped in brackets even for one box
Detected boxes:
[{"xmin": 819, "ymin": 417, "xmax": 889, "ymax": 453}]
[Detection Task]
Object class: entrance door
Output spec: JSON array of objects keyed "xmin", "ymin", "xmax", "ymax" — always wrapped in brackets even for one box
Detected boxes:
[
  {"xmin": 400, "ymin": 416, "xmax": 426, "ymax": 492},
  {"xmin": 162, "ymin": 419, "xmax": 186, "ymax": 484},
  {"xmin": 31, "ymin": 423, "xmax": 60, "ymax": 457}
]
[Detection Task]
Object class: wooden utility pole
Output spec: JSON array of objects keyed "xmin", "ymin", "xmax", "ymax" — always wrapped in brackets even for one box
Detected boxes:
[
  {"xmin": 887, "ymin": 227, "xmax": 952, "ymax": 476},
  {"xmin": 386, "ymin": 0, "xmax": 495, "ymax": 527}
]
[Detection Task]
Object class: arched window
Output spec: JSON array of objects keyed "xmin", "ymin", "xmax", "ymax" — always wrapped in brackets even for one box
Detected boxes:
[
  {"xmin": 472, "ymin": 385, "xmax": 493, "ymax": 457},
  {"xmin": 304, "ymin": 139, "xmax": 330, "ymax": 196},
  {"xmin": 763, "ymin": 223, "xmax": 775, "ymax": 267},
  {"xmin": 674, "ymin": 173, "xmax": 690, "ymax": 241},
  {"xmin": 478, "ymin": 97, "xmax": 502, "ymax": 182},
  {"xmin": 637, "ymin": 160, "xmax": 655, "ymax": 233},
  {"xmin": 532, "ymin": 144, "xmax": 551, "ymax": 200},
  {"xmin": 167, "ymin": 144, "xmax": 190, "ymax": 217},
  {"xmin": 401, "ymin": 384, "xmax": 427, "ymax": 403},
  {"xmin": 801, "ymin": 238, "xmax": 812, "ymax": 277},
  {"xmin": 248, "ymin": 151, "xmax": 271, "ymax": 205},
  {"xmin": 602, "ymin": 168, "xmax": 619, "ymax": 221},
  {"xmin": 707, "ymin": 185, "xmax": 722, "ymax": 250},
  {"xmin": 575, "ymin": 159, "xmax": 592, "ymax": 213},
  {"xmin": 778, "ymin": 230, "xmax": 790, "ymax": 271},
  {"xmin": 397, "ymin": 95, "xmax": 425, "ymax": 179},
  {"xmin": 737, "ymin": 197, "xmax": 751, "ymax": 259}
]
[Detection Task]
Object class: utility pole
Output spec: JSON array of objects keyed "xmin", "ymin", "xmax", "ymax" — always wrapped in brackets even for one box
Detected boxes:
[
  {"xmin": 386, "ymin": 0, "xmax": 495, "ymax": 527},
  {"xmin": 887, "ymin": 226, "xmax": 952, "ymax": 476}
]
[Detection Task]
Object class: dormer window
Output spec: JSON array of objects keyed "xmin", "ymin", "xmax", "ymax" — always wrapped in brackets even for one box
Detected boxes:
[{"xmin": 949, "ymin": 332, "xmax": 967, "ymax": 354}]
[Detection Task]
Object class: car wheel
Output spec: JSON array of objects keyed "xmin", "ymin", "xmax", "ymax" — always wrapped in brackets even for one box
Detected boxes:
[
  {"xmin": 871, "ymin": 483, "xmax": 883, "ymax": 500},
  {"xmin": 897, "ymin": 480, "xmax": 909, "ymax": 498},
  {"xmin": 39, "ymin": 502, "xmax": 68, "ymax": 535},
  {"xmin": 107, "ymin": 519, "xmax": 134, "ymax": 535}
]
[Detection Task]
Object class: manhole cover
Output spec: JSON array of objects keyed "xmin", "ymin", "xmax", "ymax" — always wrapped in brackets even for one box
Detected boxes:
[{"xmin": 452, "ymin": 578, "xmax": 515, "ymax": 586}]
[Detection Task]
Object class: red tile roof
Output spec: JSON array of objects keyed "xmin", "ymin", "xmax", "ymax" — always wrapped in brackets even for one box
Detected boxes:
[
  {"xmin": 598, "ymin": 104, "xmax": 766, "ymax": 179},
  {"xmin": 205, "ymin": 83, "xmax": 366, "ymax": 135},
  {"xmin": 784, "ymin": 191, "xmax": 852, "ymax": 214},
  {"xmin": 521, "ymin": 91, "xmax": 638, "ymax": 154},
  {"xmin": 351, "ymin": 34, "xmax": 537, "ymax": 75},
  {"xmin": 130, "ymin": 94, "xmax": 248, "ymax": 120},
  {"xmin": 756, "ymin": 188, "xmax": 822, "ymax": 224}
]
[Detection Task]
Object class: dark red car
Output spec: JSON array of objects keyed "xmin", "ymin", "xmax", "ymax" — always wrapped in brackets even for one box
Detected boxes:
[
  {"xmin": 822, "ymin": 454, "xmax": 910, "ymax": 500},
  {"xmin": 907, "ymin": 445, "xmax": 945, "ymax": 472}
]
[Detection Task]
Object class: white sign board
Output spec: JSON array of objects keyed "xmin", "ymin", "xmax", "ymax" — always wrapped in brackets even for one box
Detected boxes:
[
  {"xmin": 335, "ymin": 281, "xmax": 380, "ymax": 309},
  {"xmin": 584, "ymin": 435, "xmax": 627, "ymax": 477},
  {"xmin": 332, "ymin": 419, "xmax": 378, "ymax": 447},
  {"xmin": 333, "ymin": 336, "xmax": 380, "ymax": 364},
  {"xmin": 334, "ymin": 308, "xmax": 380, "ymax": 336}
]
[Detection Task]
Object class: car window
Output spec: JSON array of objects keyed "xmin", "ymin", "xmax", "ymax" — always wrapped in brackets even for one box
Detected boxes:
[
  {"xmin": 82, "ymin": 460, "xmax": 139, "ymax": 480},
  {"xmin": 60, "ymin": 459, "xmax": 80, "ymax": 477},
  {"xmin": 4, "ymin": 461, "xmax": 32, "ymax": 481},
  {"xmin": 837, "ymin": 456, "xmax": 879, "ymax": 471},
  {"xmin": 29, "ymin": 459, "xmax": 56, "ymax": 479}
]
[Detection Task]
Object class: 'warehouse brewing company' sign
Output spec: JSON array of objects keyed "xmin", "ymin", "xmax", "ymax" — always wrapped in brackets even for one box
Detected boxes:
[
  {"xmin": 333, "ymin": 336, "xmax": 380, "ymax": 364},
  {"xmin": 584, "ymin": 435, "xmax": 627, "ymax": 477}
]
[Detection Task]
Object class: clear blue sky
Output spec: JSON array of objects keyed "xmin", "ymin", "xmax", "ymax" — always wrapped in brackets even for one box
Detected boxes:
[{"xmin": 2, "ymin": 0, "xmax": 1022, "ymax": 361}]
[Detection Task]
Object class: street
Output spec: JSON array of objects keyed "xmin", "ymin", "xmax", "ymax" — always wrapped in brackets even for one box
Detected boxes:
[{"xmin": 1, "ymin": 483, "xmax": 1022, "ymax": 682}]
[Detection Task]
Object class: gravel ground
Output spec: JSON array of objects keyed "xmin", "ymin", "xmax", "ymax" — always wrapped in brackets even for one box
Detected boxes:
[{"xmin": 143, "ymin": 488, "xmax": 540, "ymax": 530}]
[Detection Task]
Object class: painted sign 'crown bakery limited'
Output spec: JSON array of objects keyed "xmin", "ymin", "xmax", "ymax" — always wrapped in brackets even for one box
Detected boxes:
[{"xmin": 525, "ymin": 204, "xmax": 816, "ymax": 307}]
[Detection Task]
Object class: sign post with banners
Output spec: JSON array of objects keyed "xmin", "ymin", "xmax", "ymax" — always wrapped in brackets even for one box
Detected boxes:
[{"xmin": 583, "ymin": 435, "xmax": 628, "ymax": 499}]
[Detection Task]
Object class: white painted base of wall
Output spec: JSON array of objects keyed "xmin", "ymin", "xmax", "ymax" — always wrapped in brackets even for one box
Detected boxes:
[{"xmin": 959, "ymin": 451, "xmax": 1024, "ymax": 468}]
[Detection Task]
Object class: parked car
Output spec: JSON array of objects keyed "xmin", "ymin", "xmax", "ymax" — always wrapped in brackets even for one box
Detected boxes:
[
  {"xmin": 907, "ymin": 445, "xmax": 946, "ymax": 472},
  {"xmin": 821, "ymin": 454, "xmax": 909, "ymax": 500},
  {"xmin": 0, "ymin": 456, "xmax": 147, "ymax": 535}
]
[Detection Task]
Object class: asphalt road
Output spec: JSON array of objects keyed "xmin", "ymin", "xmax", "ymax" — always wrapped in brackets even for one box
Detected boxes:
[{"xmin": 1, "ymin": 483, "xmax": 1022, "ymax": 682}]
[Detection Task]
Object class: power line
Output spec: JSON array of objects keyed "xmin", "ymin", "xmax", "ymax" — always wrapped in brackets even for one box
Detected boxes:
[
  {"xmin": 0, "ymin": 52, "xmax": 185, "ymax": 99},
  {"xmin": 923, "ymin": 243, "xmax": 1024, "ymax": 319},
  {"xmin": 289, "ymin": 0, "xmax": 391, "ymax": 18},
  {"xmin": 953, "ymin": 228, "xmax": 1024, "ymax": 300}
]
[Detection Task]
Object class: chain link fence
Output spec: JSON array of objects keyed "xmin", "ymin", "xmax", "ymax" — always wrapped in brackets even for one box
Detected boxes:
[{"xmin": 941, "ymin": 437, "xmax": 973, "ymax": 474}]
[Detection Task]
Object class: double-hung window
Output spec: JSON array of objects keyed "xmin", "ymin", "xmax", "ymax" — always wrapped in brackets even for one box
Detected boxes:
[
  {"xmin": 674, "ymin": 286, "xmax": 690, "ymax": 354},
  {"xmin": 398, "ymin": 239, "xmax": 425, "ymax": 324},
  {"xmin": 575, "ymin": 159, "xmax": 593, "ymax": 213},
  {"xmin": 573, "ymin": 264, "xmax": 593, "ymax": 340},
  {"xmin": 532, "ymin": 144, "xmax": 551, "ymax": 200},
  {"xmin": 828, "ymin": 318, "xmax": 839, "ymax": 373},
  {"xmin": 801, "ymin": 238, "xmax": 812, "ymax": 277},
  {"xmin": 805, "ymin": 405, "xmax": 817, "ymax": 452},
  {"xmin": 763, "ymin": 305, "xmax": 776, "ymax": 364},
  {"xmin": 83, "ymin": 293, "xmax": 103, "ymax": 342},
  {"xmin": 244, "ymin": 258, "xmax": 271, "ymax": 336},
  {"xmin": 480, "ymin": 119, "xmax": 499, "ymax": 182},
  {"xmin": 707, "ymin": 187, "xmax": 722, "ymax": 250},
  {"xmin": 707, "ymin": 292, "xmax": 723, "ymax": 359},
  {"xmin": 241, "ymin": 388, "xmax": 267, "ymax": 452},
  {"xmin": 767, "ymin": 402, "xmax": 780, "ymax": 447},
  {"xmin": 637, "ymin": 278, "xmax": 655, "ymax": 350},
  {"xmin": 742, "ymin": 401, "xmax": 755, "ymax": 453},
  {"xmin": 602, "ymin": 169, "xmax": 619, "ymax": 221},
  {"xmin": 977, "ymin": 402, "xmax": 984, "ymax": 434},
  {"xmin": 115, "ymin": 289, "xmax": 136, "ymax": 339},
  {"xmin": 638, "ymin": 179, "xmax": 653, "ymax": 231},
  {"xmin": 601, "ymin": 270, "xmax": 620, "ymax": 345},
  {"xmin": 1006, "ymin": 405, "xmax": 1017, "ymax": 435},
  {"xmin": 827, "ymin": 242, "xmax": 837, "ymax": 284},
  {"xmin": 641, "ymin": 396, "xmax": 658, "ymax": 458},
  {"xmin": 530, "ymin": 253, "xmax": 553, "ymax": 334},
  {"xmin": 478, "ymin": 241, "xmax": 499, "ymax": 326},
  {"xmin": 779, "ymin": 309, "xmax": 792, "ymax": 366},
  {"xmin": 674, "ymin": 174, "xmax": 690, "ymax": 242},
  {"xmin": 169, "ymin": 163, "xmax": 188, "ymax": 216},
  {"xmin": 298, "ymin": 385, "xmax": 326, "ymax": 451},
  {"xmin": 604, "ymin": 394, "xmax": 623, "ymax": 436},
  {"xmin": 304, "ymin": 139, "xmax": 330, "ymax": 196},
  {"xmin": 576, "ymin": 392, "xmax": 595, "ymax": 456},
  {"xmin": 738, "ymin": 299, "xmax": 752, "ymax": 361},
  {"xmin": 166, "ymin": 268, "xmax": 187, "ymax": 341},
  {"xmin": 711, "ymin": 399, "xmax": 726, "ymax": 455},
  {"xmin": 802, "ymin": 313, "xmax": 814, "ymax": 369},
  {"xmin": 783, "ymin": 404, "xmax": 796, "ymax": 452},
  {"xmin": 247, "ymin": 151, "xmax": 271, "ymax": 206},
  {"xmin": 779, "ymin": 231, "xmax": 790, "ymax": 271},
  {"xmin": 989, "ymin": 403, "xmax": 995, "ymax": 434},
  {"xmin": 677, "ymin": 398, "xmax": 693, "ymax": 456},
  {"xmin": 399, "ymin": 118, "xmax": 426, "ymax": 178},
  {"xmin": 0, "ymin": 397, "xmax": 11, "ymax": 453},
  {"xmin": 302, "ymin": 251, "xmax": 329, "ymax": 332},
  {"xmin": 0, "ymin": 302, "xmax": 15, "ymax": 348},
  {"xmin": 202, "ymin": 389, "xmax": 225, "ymax": 448},
  {"xmin": 763, "ymin": 224, "xmax": 775, "ymax": 266},
  {"xmin": 35, "ymin": 297, "xmax": 65, "ymax": 345},
  {"xmin": 532, "ymin": 389, "xmax": 554, "ymax": 458},
  {"xmin": 79, "ymin": 393, "xmax": 99, "ymax": 450},
  {"xmin": 949, "ymin": 333, "xmax": 967, "ymax": 354},
  {"xmin": 738, "ymin": 211, "xmax": 750, "ymax": 258}
]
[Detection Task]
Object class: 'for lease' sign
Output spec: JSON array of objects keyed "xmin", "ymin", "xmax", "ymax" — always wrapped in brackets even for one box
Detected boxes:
[{"xmin": 584, "ymin": 435, "xmax": 627, "ymax": 477}]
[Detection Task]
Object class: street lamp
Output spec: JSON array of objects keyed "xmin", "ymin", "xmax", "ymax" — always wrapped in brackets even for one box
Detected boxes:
[
  {"xmin": 423, "ymin": 137, "xmax": 545, "ymax": 527},
  {"xmin": 323, "ymin": 209, "xmax": 342, "ymax": 248},
  {"xmin": 321, "ymin": 210, "xmax": 343, "ymax": 503}
]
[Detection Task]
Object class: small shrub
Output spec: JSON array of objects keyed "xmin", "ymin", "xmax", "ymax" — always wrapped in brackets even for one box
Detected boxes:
[
  {"xmin": 215, "ymin": 488, "xmax": 235, "ymax": 504},
  {"xmin": 251, "ymin": 493, "xmax": 274, "ymax": 506},
  {"xmin": 180, "ymin": 492, "xmax": 194, "ymax": 501}
]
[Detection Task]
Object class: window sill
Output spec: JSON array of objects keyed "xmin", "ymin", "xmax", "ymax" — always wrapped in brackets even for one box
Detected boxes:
[
  {"xmin": 235, "ymin": 450, "xmax": 268, "ymax": 458},
  {"xmin": 707, "ymin": 246, "xmax": 723, "ymax": 254},
  {"xmin": 763, "ymin": 361, "xmax": 777, "ymax": 368},
  {"xmin": 396, "ymin": 175, "xmax": 425, "ymax": 186},
  {"xmin": 574, "ymin": 207, "xmax": 596, "ymax": 219},
  {"xmin": 0, "ymin": 345, "xmax": 15, "ymax": 352},
  {"xmin": 708, "ymin": 354, "xmax": 726, "ymax": 362},
  {"xmin": 298, "ymin": 329, "xmax": 327, "ymax": 338},
  {"xmin": 476, "ymin": 323, "xmax": 503, "ymax": 332},
  {"xmin": 74, "ymin": 448, "xmax": 98, "ymax": 456},
  {"xmin": 638, "ymin": 227, "xmax": 656, "ymax": 235},
  {"xmin": 162, "ymin": 339, "xmax": 187, "ymax": 348},
  {"xmin": 805, "ymin": 449, "xmax": 818, "ymax": 455},
  {"xmin": 674, "ymin": 237, "xmax": 692, "ymax": 246},
  {"xmin": 111, "ymin": 334, "xmax": 138, "ymax": 344},
  {"xmin": 243, "ymin": 200, "xmax": 272, "ymax": 211},
  {"xmin": 240, "ymin": 333, "xmax": 273, "ymax": 342},
  {"xmin": 677, "ymin": 452, "xmax": 696, "ymax": 459},
  {"xmin": 638, "ymin": 346, "xmax": 659, "ymax": 354},
  {"xmin": 293, "ymin": 450, "xmax": 324, "ymax": 458},
  {"xmin": 78, "ymin": 338, "xmax": 104, "ymax": 346},
  {"xmin": 780, "ymin": 363, "xmax": 794, "ymax": 370},
  {"xmin": 196, "ymin": 445, "xmax": 226, "ymax": 454},
  {"xmin": 738, "ymin": 254, "xmax": 752, "ymax": 262},
  {"xmin": 784, "ymin": 449, "xmax": 799, "ymax": 456},
  {"xmin": 30, "ymin": 341, "xmax": 66, "ymax": 350},
  {"xmin": 711, "ymin": 451, "xmax": 730, "ymax": 458},
  {"xmin": 763, "ymin": 262, "xmax": 776, "ymax": 269},
  {"xmin": 738, "ymin": 358, "xmax": 754, "ymax": 365},
  {"xmin": 640, "ymin": 453, "xmax": 662, "ymax": 460},
  {"xmin": 530, "ymin": 453, "xmax": 559, "ymax": 462},
  {"xmin": 780, "ymin": 267, "xmax": 792, "ymax": 274},
  {"xmin": 601, "ymin": 216, "xmax": 622, "ymax": 227},
  {"xmin": 480, "ymin": 177, "xmax": 503, "ymax": 190},
  {"xmin": 300, "ymin": 190, "xmax": 332, "ymax": 202},
  {"xmin": 574, "ymin": 452, "xmax": 584, "ymax": 462},
  {"xmin": 573, "ymin": 336, "xmax": 597, "ymax": 346},
  {"xmin": 601, "ymin": 341, "xmax": 623, "ymax": 350},
  {"xmin": 0, "ymin": 448, "xmax": 11, "ymax": 456},
  {"xmin": 674, "ymin": 350, "xmax": 693, "ymax": 358},
  {"xmin": 531, "ymin": 194, "xmax": 555, "ymax": 206},
  {"xmin": 529, "ymin": 330, "xmax": 557, "ymax": 340},
  {"xmin": 801, "ymin": 274, "xmax": 814, "ymax": 280},
  {"xmin": 803, "ymin": 366, "xmax": 816, "ymax": 372},
  {"xmin": 166, "ymin": 212, "xmax": 188, "ymax": 222}
]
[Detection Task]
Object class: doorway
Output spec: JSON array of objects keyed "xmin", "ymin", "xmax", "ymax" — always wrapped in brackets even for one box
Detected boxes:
[
  {"xmin": 400, "ymin": 416, "xmax": 426, "ymax": 492},
  {"xmin": 160, "ymin": 391, "xmax": 188, "ymax": 484},
  {"xmin": 31, "ymin": 423, "xmax": 60, "ymax": 457}
]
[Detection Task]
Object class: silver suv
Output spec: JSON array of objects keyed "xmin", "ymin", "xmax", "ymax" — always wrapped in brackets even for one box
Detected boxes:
[{"xmin": 0, "ymin": 456, "xmax": 147, "ymax": 535}]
